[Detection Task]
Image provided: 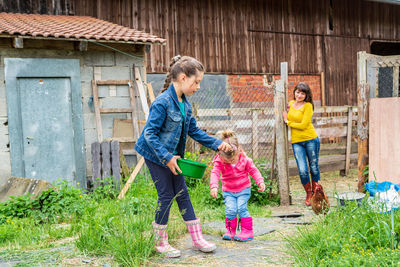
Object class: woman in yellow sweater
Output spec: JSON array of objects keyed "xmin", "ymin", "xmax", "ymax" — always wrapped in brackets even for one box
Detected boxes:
[{"xmin": 282, "ymin": 82, "xmax": 321, "ymax": 206}]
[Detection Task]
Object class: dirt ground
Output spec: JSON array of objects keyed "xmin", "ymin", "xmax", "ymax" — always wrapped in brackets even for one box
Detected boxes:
[{"xmin": 148, "ymin": 169, "xmax": 359, "ymax": 267}]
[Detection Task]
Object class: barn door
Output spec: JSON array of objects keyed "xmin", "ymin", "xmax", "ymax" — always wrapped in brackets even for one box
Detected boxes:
[
  {"xmin": 5, "ymin": 58, "xmax": 86, "ymax": 187},
  {"xmin": 358, "ymin": 52, "xmax": 400, "ymax": 184}
]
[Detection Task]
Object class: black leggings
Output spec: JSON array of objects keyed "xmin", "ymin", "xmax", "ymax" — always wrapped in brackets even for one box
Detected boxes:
[{"xmin": 145, "ymin": 159, "xmax": 196, "ymax": 225}]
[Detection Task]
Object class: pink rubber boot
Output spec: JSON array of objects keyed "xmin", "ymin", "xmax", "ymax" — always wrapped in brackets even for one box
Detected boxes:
[
  {"xmin": 222, "ymin": 217, "xmax": 237, "ymax": 240},
  {"xmin": 234, "ymin": 217, "xmax": 254, "ymax": 242},
  {"xmin": 185, "ymin": 218, "xmax": 216, "ymax": 252},
  {"xmin": 152, "ymin": 221, "xmax": 181, "ymax": 258}
]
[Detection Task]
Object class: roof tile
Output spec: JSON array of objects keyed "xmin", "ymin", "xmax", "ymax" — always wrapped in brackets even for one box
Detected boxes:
[{"xmin": 0, "ymin": 12, "xmax": 166, "ymax": 44}]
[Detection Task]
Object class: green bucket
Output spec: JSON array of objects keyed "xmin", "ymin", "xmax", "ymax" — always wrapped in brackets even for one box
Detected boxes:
[{"xmin": 177, "ymin": 158, "xmax": 208, "ymax": 179}]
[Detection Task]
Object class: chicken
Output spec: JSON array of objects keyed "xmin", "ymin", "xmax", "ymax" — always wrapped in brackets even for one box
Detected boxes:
[{"xmin": 311, "ymin": 183, "xmax": 330, "ymax": 215}]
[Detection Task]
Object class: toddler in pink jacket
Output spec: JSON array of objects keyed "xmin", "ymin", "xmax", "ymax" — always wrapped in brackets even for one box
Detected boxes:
[{"xmin": 210, "ymin": 130, "xmax": 265, "ymax": 241}]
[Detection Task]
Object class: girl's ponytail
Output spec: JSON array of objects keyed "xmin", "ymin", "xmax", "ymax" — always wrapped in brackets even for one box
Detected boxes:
[{"xmin": 162, "ymin": 55, "xmax": 182, "ymax": 93}]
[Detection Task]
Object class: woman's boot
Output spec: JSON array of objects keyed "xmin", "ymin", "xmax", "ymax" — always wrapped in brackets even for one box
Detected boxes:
[
  {"xmin": 185, "ymin": 218, "xmax": 216, "ymax": 252},
  {"xmin": 152, "ymin": 221, "xmax": 181, "ymax": 258},
  {"xmin": 303, "ymin": 183, "xmax": 313, "ymax": 206}
]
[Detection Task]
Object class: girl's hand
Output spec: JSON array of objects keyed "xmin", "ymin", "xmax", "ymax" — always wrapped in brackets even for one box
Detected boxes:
[
  {"xmin": 210, "ymin": 188, "xmax": 218, "ymax": 198},
  {"xmin": 258, "ymin": 182, "xmax": 266, "ymax": 192},
  {"xmin": 282, "ymin": 111, "xmax": 288, "ymax": 122},
  {"xmin": 166, "ymin": 156, "xmax": 182, "ymax": 175},
  {"xmin": 218, "ymin": 142, "xmax": 233, "ymax": 153}
]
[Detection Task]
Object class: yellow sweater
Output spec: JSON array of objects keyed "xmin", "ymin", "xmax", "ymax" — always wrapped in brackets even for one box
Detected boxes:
[{"xmin": 287, "ymin": 100, "xmax": 318, "ymax": 143}]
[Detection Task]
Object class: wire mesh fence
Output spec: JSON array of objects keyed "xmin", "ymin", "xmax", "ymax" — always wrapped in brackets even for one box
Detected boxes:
[{"xmin": 147, "ymin": 74, "xmax": 276, "ymax": 167}]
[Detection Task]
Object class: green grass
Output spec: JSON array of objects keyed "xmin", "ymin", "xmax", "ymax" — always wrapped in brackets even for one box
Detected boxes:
[
  {"xmin": 286, "ymin": 200, "xmax": 400, "ymax": 266},
  {"xmin": 0, "ymin": 151, "xmax": 280, "ymax": 266}
]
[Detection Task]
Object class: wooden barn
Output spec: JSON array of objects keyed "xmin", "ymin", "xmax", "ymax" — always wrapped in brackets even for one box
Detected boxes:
[{"xmin": 1, "ymin": 0, "xmax": 400, "ymax": 106}]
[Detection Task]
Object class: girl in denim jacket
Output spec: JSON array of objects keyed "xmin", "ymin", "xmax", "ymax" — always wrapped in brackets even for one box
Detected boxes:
[
  {"xmin": 210, "ymin": 130, "xmax": 266, "ymax": 242},
  {"xmin": 135, "ymin": 56, "xmax": 232, "ymax": 258}
]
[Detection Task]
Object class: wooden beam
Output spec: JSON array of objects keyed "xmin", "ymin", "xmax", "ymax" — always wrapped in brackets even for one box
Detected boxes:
[
  {"xmin": 274, "ymin": 79, "xmax": 290, "ymax": 206},
  {"xmin": 118, "ymin": 157, "xmax": 145, "ymax": 199},
  {"xmin": 96, "ymin": 80, "xmax": 131, "ymax": 85},
  {"xmin": 128, "ymin": 81, "xmax": 141, "ymax": 140},
  {"xmin": 13, "ymin": 37, "xmax": 23, "ymax": 48},
  {"xmin": 321, "ymin": 71, "xmax": 325, "ymax": 106},
  {"xmin": 357, "ymin": 83, "xmax": 369, "ymax": 192},
  {"xmin": 134, "ymin": 66, "xmax": 150, "ymax": 119},
  {"xmin": 251, "ymin": 109, "xmax": 259, "ymax": 158},
  {"xmin": 147, "ymin": 82, "xmax": 156, "ymax": 103},
  {"xmin": 79, "ymin": 40, "xmax": 88, "ymax": 51},
  {"xmin": 99, "ymin": 108, "xmax": 133, "ymax": 113},
  {"xmin": 343, "ymin": 106, "xmax": 353, "ymax": 176},
  {"xmin": 92, "ymin": 80, "xmax": 103, "ymax": 141}
]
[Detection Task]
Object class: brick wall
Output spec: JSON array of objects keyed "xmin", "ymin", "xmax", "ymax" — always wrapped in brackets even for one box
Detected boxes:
[{"xmin": 227, "ymin": 74, "xmax": 321, "ymax": 105}]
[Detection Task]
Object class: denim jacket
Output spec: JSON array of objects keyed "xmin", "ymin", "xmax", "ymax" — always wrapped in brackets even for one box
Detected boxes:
[{"xmin": 135, "ymin": 84, "xmax": 222, "ymax": 167}]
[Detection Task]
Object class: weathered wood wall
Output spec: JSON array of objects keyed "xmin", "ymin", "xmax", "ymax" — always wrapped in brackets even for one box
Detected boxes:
[
  {"xmin": 2, "ymin": 0, "xmax": 400, "ymax": 106},
  {"xmin": 0, "ymin": 0, "xmax": 73, "ymax": 14},
  {"xmin": 71, "ymin": 0, "xmax": 400, "ymax": 106}
]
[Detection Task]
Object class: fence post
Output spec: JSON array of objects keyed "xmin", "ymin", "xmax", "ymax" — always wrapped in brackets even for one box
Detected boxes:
[
  {"xmin": 274, "ymin": 79, "xmax": 290, "ymax": 206},
  {"xmin": 251, "ymin": 109, "xmax": 259, "ymax": 159}
]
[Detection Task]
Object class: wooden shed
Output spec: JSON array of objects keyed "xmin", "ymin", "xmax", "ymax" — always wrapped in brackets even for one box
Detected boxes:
[{"xmin": 0, "ymin": 12, "xmax": 165, "ymax": 188}]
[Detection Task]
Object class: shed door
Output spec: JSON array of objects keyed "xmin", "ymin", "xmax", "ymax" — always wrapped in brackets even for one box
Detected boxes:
[
  {"xmin": 19, "ymin": 78, "xmax": 75, "ymax": 181},
  {"xmin": 5, "ymin": 58, "xmax": 86, "ymax": 186}
]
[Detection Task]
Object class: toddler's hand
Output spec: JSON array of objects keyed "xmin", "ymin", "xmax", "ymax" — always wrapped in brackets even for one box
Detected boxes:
[
  {"xmin": 210, "ymin": 188, "xmax": 218, "ymax": 198},
  {"xmin": 258, "ymin": 182, "xmax": 266, "ymax": 192}
]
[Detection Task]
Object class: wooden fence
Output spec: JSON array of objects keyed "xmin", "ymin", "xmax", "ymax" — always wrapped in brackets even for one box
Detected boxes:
[{"xmin": 195, "ymin": 105, "xmax": 357, "ymax": 175}]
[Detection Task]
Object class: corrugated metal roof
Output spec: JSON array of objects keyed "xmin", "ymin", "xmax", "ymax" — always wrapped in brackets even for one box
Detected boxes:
[{"xmin": 0, "ymin": 12, "xmax": 166, "ymax": 44}]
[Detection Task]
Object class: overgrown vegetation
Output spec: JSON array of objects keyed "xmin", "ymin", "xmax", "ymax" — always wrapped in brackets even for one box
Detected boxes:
[
  {"xmin": 287, "ymin": 200, "xmax": 400, "ymax": 266},
  {"xmin": 0, "ymin": 151, "xmax": 279, "ymax": 266}
]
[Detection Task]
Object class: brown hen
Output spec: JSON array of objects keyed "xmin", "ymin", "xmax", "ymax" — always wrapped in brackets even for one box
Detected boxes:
[{"xmin": 311, "ymin": 183, "xmax": 330, "ymax": 215}]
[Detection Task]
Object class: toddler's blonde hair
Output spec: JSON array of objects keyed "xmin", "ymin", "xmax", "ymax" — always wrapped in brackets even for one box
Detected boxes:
[{"xmin": 215, "ymin": 130, "xmax": 240, "ymax": 158}]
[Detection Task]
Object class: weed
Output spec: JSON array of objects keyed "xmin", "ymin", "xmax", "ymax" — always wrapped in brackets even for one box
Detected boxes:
[{"xmin": 286, "ymin": 200, "xmax": 400, "ymax": 266}]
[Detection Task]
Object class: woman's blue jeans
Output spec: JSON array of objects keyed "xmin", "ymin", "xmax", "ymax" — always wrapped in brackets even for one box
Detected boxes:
[
  {"xmin": 222, "ymin": 187, "xmax": 251, "ymax": 219},
  {"xmin": 292, "ymin": 137, "xmax": 321, "ymax": 185}
]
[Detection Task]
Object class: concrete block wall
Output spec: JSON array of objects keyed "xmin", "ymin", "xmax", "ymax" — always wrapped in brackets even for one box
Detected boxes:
[
  {"xmin": 0, "ymin": 46, "xmax": 145, "ymax": 185},
  {"xmin": 0, "ymin": 57, "xmax": 10, "ymax": 187}
]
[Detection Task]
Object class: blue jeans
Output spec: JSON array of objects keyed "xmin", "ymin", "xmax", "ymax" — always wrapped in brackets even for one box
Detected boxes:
[
  {"xmin": 145, "ymin": 159, "xmax": 196, "ymax": 225},
  {"xmin": 292, "ymin": 137, "xmax": 321, "ymax": 185},
  {"xmin": 222, "ymin": 187, "xmax": 251, "ymax": 219}
]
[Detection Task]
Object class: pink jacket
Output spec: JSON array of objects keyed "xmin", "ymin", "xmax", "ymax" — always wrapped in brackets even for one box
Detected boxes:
[{"xmin": 210, "ymin": 153, "xmax": 264, "ymax": 193}]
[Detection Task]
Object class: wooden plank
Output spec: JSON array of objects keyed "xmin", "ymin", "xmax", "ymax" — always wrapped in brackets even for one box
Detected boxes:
[
  {"xmin": 321, "ymin": 71, "xmax": 325, "ymax": 106},
  {"xmin": 274, "ymin": 79, "xmax": 290, "ymax": 206},
  {"xmin": 99, "ymin": 108, "xmax": 133, "ymax": 113},
  {"xmin": 96, "ymin": 80, "xmax": 131, "ymax": 85},
  {"xmin": 92, "ymin": 80, "xmax": 103, "ymax": 141},
  {"xmin": 369, "ymin": 98, "xmax": 400, "ymax": 184},
  {"xmin": 118, "ymin": 157, "xmax": 145, "ymax": 199},
  {"xmin": 134, "ymin": 67, "xmax": 150, "ymax": 119},
  {"xmin": 101, "ymin": 141, "xmax": 111, "ymax": 179},
  {"xmin": 111, "ymin": 140, "xmax": 121, "ymax": 190},
  {"xmin": 357, "ymin": 83, "xmax": 369, "ymax": 192},
  {"xmin": 196, "ymin": 106, "xmax": 357, "ymax": 117},
  {"xmin": 251, "ymin": 110, "xmax": 259, "ymax": 158},
  {"xmin": 128, "ymin": 81, "xmax": 140, "ymax": 140},
  {"xmin": 344, "ymin": 106, "xmax": 353, "ymax": 176},
  {"xmin": 91, "ymin": 141, "xmax": 101, "ymax": 188},
  {"xmin": 147, "ymin": 82, "xmax": 156, "ymax": 103}
]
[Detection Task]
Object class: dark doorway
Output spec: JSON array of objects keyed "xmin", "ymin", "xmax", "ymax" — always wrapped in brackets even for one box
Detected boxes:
[{"xmin": 371, "ymin": 42, "xmax": 400, "ymax": 56}]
